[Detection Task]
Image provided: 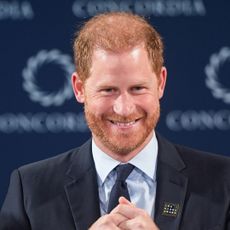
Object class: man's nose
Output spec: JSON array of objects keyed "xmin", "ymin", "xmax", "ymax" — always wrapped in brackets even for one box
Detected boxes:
[{"xmin": 113, "ymin": 93, "xmax": 135, "ymax": 116}]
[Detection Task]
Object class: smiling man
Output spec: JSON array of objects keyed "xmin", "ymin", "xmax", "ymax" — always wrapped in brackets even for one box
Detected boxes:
[
  {"xmin": 73, "ymin": 45, "xmax": 166, "ymax": 161},
  {"xmin": 1, "ymin": 12, "xmax": 230, "ymax": 230}
]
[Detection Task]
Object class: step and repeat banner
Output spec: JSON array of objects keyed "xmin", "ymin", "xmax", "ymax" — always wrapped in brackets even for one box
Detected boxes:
[{"xmin": 0, "ymin": 0, "xmax": 230, "ymax": 205}]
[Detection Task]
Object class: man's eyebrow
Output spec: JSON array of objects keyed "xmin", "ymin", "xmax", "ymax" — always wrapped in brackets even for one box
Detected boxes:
[{"xmin": 96, "ymin": 84, "xmax": 118, "ymax": 89}]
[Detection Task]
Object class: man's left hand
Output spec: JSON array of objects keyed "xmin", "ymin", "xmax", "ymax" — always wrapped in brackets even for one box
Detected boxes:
[{"xmin": 111, "ymin": 197, "xmax": 159, "ymax": 230}]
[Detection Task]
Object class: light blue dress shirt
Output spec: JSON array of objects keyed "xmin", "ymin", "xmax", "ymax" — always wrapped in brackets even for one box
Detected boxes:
[{"xmin": 92, "ymin": 132, "xmax": 158, "ymax": 218}]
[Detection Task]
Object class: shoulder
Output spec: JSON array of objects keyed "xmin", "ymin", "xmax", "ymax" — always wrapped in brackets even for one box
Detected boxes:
[
  {"xmin": 17, "ymin": 139, "xmax": 92, "ymax": 183},
  {"xmin": 175, "ymin": 143, "xmax": 230, "ymax": 167},
  {"xmin": 4, "ymin": 139, "xmax": 93, "ymax": 208},
  {"xmin": 13, "ymin": 148, "xmax": 78, "ymax": 195},
  {"xmin": 174, "ymin": 144, "xmax": 230, "ymax": 183},
  {"xmin": 157, "ymin": 133, "xmax": 230, "ymax": 184},
  {"xmin": 157, "ymin": 133, "xmax": 230, "ymax": 171},
  {"xmin": 19, "ymin": 147, "xmax": 78, "ymax": 175}
]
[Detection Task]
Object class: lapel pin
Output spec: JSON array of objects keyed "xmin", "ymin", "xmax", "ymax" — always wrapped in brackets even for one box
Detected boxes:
[{"xmin": 162, "ymin": 202, "xmax": 180, "ymax": 217}]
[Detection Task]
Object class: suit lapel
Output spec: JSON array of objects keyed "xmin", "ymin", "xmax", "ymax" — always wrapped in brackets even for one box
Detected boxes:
[
  {"xmin": 154, "ymin": 134, "xmax": 188, "ymax": 230},
  {"xmin": 65, "ymin": 140, "xmax": 101, "ymax": 230},
  {"xmin": 63, "ymin": 135, "xmax": 188, "ymax": 230}
]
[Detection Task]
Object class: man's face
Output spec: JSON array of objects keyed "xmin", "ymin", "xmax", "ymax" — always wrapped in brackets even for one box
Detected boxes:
[{"xmin": 72, "ymin": 45, "xmax": 166, "ymax": 159}]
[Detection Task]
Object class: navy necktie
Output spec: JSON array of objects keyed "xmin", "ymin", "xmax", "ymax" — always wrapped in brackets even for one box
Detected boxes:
[{"xmin": 107, "ymin": 164, "xmax": 134, "ymax": 213}]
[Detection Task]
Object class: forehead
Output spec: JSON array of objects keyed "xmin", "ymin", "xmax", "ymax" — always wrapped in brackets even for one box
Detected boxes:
[
  {"xmin": 86, "ymin": 45, "xmax": 156, "ymax": 86},
  {"xmin": 91, "ymin": 45, "xmax": 151, "ymax": 70}
]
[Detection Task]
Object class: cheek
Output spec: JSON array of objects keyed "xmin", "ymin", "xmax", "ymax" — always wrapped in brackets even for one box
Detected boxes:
[
  {"xmin": 86, "ymin": 98, "xmax": 112, "ymax": 115},
  {"xmin": 137, "ymin": 94, "xmax": 158, "ymax": 108}
]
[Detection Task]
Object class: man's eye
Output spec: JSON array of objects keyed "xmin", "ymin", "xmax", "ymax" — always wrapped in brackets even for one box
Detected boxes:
[
  {"xmin": 100, "ymin": 88, "xmax": 116, "ymax": 95},
  {"xmin": 134, "ymin": 87, "xmax": 142, "ymax": 90},
  {"xmin": 104, "ymin": 88, "xmax": 114, "ymax": 92},
  {"xmin": 132, "ymin": 86, "xmax": 145, "ymax": 92}
]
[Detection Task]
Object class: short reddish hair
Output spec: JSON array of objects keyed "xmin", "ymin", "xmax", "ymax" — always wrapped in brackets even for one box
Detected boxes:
[{"xmin": 73, "ymin": 12, "xmax": 164, "ymax": 81}]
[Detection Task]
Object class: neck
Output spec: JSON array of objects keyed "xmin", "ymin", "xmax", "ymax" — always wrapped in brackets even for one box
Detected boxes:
[{"xmin": 92, "ymin": 131, "xmax": 154, "ymax": 162}]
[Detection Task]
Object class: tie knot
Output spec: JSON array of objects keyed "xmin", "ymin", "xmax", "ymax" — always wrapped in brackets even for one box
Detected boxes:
[{"xmin": 115, "ymin": 164, "xmax": 134, "ymax": 182}]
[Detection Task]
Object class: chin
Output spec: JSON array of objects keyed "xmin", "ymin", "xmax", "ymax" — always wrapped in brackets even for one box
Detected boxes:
[{"xmin": 102, "ymin": 137, "xmax": 145, "ymax": 155}]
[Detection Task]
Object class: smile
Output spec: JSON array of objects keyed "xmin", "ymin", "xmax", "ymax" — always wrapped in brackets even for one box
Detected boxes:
[{"xmin": 109, "ymin": 119, "xmax": 141, "ymax": 128}]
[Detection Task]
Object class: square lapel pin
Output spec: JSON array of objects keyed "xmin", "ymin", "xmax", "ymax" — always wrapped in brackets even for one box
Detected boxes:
[{"xmin": 162, "ymin": 202, "xmax": 180, "ymax": 217}]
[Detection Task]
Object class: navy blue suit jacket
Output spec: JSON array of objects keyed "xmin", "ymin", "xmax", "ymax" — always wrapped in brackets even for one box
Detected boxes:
[{"xmin": 1, "ymin": 134, "xmax": 230, "ymax": 230}]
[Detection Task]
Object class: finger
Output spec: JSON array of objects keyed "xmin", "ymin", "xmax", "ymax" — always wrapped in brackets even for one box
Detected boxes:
[
  {"xmin": 89, "ymin": 213, "xmax": 126, "ymax": 230},
  {"xmin": 111, "ymin": 197, "xmax": 135, "ymax": 217},
  {"xmin": 118, "ymin": 218, "xmax": 133, "ymax": 229},
  {"xmin": 111, "ymin": 204, "xmax": 145, "ymax": 219},
  {"xmin": 110, "ymin": 213, "xmax": 129, "ymax": 226},
  {"xmin": 119, "ymin": 216, "xmax": 159, "ymax": 230},
  {"xmin": 119, "ymin": 197, "xmax": 135, "ymax": 206},
  {"xmin": 110, "ymin": 204, "xmax": 130, "ymax": 218},
  {"xmin": 89, "ymin": 213, "xmax": 129, "ymax": 230}
]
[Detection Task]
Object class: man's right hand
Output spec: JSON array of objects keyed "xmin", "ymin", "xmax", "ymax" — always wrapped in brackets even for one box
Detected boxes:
[
  {"xmin": 89, "ymin": 212, "xmax": 128, "ymax": 230},
  {"xmin": 89, "ymin": 197, "xmax": 159, "ymax": 230}
]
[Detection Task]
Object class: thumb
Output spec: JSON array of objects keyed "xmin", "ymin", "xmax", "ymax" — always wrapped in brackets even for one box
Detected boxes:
[{"xmin": 119, "ymin": 197, "xmax": 135, "ymax": 206}]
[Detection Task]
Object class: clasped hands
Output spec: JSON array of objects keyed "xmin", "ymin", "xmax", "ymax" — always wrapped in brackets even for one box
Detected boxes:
[{"xmin": 89, "ymin": 197, "xmax": 159, "ymax": 230}]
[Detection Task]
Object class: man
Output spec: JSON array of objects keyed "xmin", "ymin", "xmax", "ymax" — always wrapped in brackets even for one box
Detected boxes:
[{"xmin": 1, "ymin": 12, "xmax": 230, "ymax": 230}]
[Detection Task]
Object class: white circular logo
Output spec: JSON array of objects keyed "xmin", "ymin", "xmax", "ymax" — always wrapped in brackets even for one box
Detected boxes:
[
  {"xmin": 205, "ymin": 47, "xmax": 230, "ymax": 104},
  {"xmin": 22, "ymin": 49, "xmax": 75, "ymax": 107}
]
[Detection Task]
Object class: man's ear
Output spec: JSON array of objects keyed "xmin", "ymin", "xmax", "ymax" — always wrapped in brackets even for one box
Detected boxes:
[
  {"xmin": 158, "ymin": 66, "xmax": 167, "ymax": 99},
  {"xmin": 71, "ymin": 72, "xmax": 85, "ymax": 103}
]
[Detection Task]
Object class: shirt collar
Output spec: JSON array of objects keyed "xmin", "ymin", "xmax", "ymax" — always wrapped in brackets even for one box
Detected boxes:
[{"xmin": 92, "ymin": 132, "xmax": 158, "ymax": 184}]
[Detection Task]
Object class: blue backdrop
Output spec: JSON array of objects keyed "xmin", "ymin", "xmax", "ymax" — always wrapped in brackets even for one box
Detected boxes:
[{"xmin": 1, "ymin": 0, "xmax": 230, "ymax": 206}]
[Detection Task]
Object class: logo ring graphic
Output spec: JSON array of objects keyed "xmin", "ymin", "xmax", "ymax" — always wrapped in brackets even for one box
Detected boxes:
[
  {"xmin": 22, "ymin": 49, "xmax": 74, "ymax": 107},
  {"xmin": 205, "ymin": 47, "xmax": 230, "ymax": 104}
]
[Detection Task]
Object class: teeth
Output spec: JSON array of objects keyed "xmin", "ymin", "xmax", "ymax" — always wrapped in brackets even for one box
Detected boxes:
[{"xmin": 113, "ymin": 121, "xmax": 136, "ymax": 127}]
